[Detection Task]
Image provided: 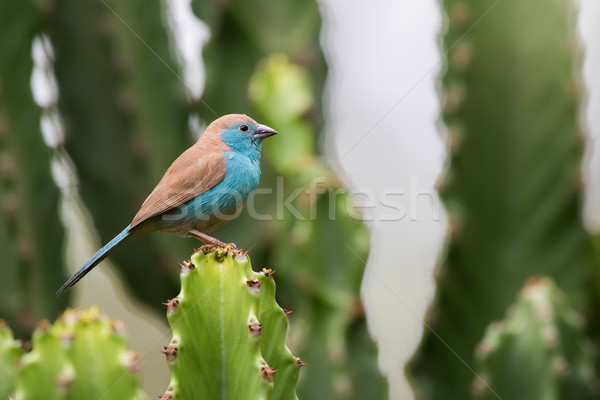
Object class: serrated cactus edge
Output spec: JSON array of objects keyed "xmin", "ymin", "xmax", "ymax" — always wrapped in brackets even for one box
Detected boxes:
[
  {"xmin": 15, "ymin": 307, "xmax": 148, "ymax": 400},
  {"xmin": 0, "ymin": 320, "xmax": 23, "ymax": 399},
  {"xmin": 160, "ymin": 248, "xmax": 301, "ymax": 400}
]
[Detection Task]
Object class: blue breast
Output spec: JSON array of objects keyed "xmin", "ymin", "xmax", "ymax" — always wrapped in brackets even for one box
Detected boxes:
[{"xmin": 182, "ymin": 150, "xmax": 261, "ymax": 222}]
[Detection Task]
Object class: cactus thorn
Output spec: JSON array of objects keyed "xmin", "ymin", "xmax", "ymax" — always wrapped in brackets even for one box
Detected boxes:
[
  {"xmin": 475, "ymin": 340, "xmax": 491, "ymax": 359},
  {"xmin": 127, "ymin": 350, "xmax": 143, "ymax": 372},
  {"xmin": 110, "ymin": 319, "xmax": 127, "ymax": 334},
  {"xmin": 471, "ymin": 378, "xmax": 487, "ymax": 398},
  {"xmin": 199, "ymin": 244, "xmax": 214, "ymax": 254},
  {"xmin": 542, "ymin": 326, "xmax": 559, "ymax": 346},
  {"xmin": 161, "ymin": 345, "xmax": 179, "ymax": 362},
  {"xmin": 260, "ymin": 364, "xmax": 278, "ymax": 382},
  {"xmin": 348, "ymin": 299, "xmax": 365, "ymax": 319},
  {"xmin": 2, "ymin": 195, "xmax": 18, "ymax": 219},
  {"xmin": 0, "ymin": 318, "xmax": 6, "ymax": 328},
  {"xmin": 248, "ymin": 320, "xmax": 263, "ymax": 337},
  {"xmin": 159, "ymin": 395, "xmax": 173, "ymax": 400},
  {"xmin": 0, "ymin": 154, "xmax": 16, "ymax": 177},
  {"xmin": 81, "ymin": 305, "xmax": 102, "ymax": 322},
  {"xmin": 162, "ymin": 298, "xmax": 180, "ymax": 313},
  {"xmin": 261, "ymin": 268, "xmax": 276, "ymax": 278},
  {"xmin": 178, "ymin": 260, "xmax": 195, "ymax": 273},
  {"xmin": 284, "ymin": 309, "xmax": 293, "ymax": 315},
  {"xmin": 553, "ymin": 356, "xmax": 570, "ymax": 377},
  {"xmin": 246, "ymin": 279, "xmax": 262, "ymax": 293},
  {"xmin": 449, "ymin": 1, "xmax": 470, "ymax": 26},
  {"xmin": 21, "ymin": 340, "xmax": 32, "ymax": 352},
  {"xmin": 37, "ymin": 318, "xmax": 51, "ymax": 332},
  {"xmin": 443, "ymin": 83, "xmax": 466, "ymax": 112},
  {"xmin": 57, "ymin": 375, "xmax": 72, "ymax": 389},
  {"xmin": 295, "ymin": 357, "xmax": 307, "ymax": 367},
  {"xmin": 60, "ymin": 331, "xmax": 74, "ymax": 345}
]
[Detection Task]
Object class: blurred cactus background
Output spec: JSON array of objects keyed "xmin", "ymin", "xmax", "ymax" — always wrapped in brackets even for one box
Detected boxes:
[
  {"xmin": 0, "ymin": 0, "xmax": 385, "ymax": 398},
  {"xmin": 1, "ymin": 307, "xmax": 147, "ymax": 400},
  {"xmin": 2, "ymin": 0, "xmax": 600, "ymax": 399},
  {"xmin": 408, "ymin": 0, "xmax": 600, "ymax": 399}
]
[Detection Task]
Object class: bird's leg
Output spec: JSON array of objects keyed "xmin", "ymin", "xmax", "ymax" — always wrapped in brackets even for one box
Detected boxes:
[{"xmin": 188, "ymin": 229, "xmax": 236, "ymax": 249}]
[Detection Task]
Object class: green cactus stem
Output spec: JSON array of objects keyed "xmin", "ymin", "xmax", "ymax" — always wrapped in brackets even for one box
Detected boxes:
[
  {"xmin": 160, "ymin": 248, "xmax": 301, "ymax": 400},
  {"xmin": 473, "ymin": 277, "xmax": 598, "ymax": 400},
  {"xmin": 15, "ymin": 307, "xmax": 148, "ymax": 400},
  {"xmin": 408, "ymin": 0, "xmax": 589, "ymax": 397},
  {"xmin": 250, "ymin": 54, "xmax": 388, "ymax": 400},
  {"xmin": 0, "ymin": 0, "xmax": 69, "ymax": 337},
  {"xmin": 0, "ymin": 320, "xmax": 23, "ymax": 399}
]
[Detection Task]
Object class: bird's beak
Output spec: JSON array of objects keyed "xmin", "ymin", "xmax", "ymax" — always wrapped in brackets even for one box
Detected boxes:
[{"xmin": 254, "ymin": 124, "xmax": 278, "ymax": 139}]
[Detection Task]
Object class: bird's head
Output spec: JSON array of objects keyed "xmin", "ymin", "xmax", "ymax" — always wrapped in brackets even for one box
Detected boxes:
[{"xmin": 206, "ymin": 114, "xmax": 277, "ymax": 155}]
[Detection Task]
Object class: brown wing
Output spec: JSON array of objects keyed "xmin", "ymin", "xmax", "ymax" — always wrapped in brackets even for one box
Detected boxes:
[{"xmin": 129, "ymin": 145, "xmax": 228, "ymax": 229}]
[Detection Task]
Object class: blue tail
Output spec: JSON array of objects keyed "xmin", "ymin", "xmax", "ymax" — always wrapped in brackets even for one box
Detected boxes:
[{"xmin": 56, "ymin": 225, "xmax": 132, "ymax": 295}]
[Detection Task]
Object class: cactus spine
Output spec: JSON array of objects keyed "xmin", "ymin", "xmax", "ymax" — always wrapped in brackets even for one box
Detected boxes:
[{"xmin": 161, "ymin": 248, "xmax": 300, "ymax": 399}]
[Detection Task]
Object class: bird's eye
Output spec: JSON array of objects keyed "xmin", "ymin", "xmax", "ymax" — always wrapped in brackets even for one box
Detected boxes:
[{"xmin": 239, "ymin": 124, "xmax": 249, "ymax": 132}]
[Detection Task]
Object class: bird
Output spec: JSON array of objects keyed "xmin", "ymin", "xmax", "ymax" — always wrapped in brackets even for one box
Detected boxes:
[{"xmin": 57, "ymin": 114, "xmax": 277, "ymax": 295}]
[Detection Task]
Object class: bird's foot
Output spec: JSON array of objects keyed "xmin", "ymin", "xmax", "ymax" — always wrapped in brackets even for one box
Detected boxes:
[
  {"xmin": 188, "ymin": 229, "xmax": 234, "ymax": 247},
  {"xmin": 188, "ymin": 229, "xmax": 241, "ymax": 256}
]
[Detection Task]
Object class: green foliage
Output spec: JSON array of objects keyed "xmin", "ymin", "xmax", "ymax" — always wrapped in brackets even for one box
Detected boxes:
[
  {"xmin": 474, "ymin": 278, "xmax": 597, "ymax": 400},
  {"xmin": 0, "ymin": 308, "xmax": 147, "ymax": 400},
  {"xmin": 160, "ymin": 249, "xmax": 300, "ymax": 399},
  {"xmin": 0, "ymin": 0, "xmax": 69, "ymax": 337},
  {"xmin": 409, "ymin": 0, "xmax": 592, "ymax": 398}
]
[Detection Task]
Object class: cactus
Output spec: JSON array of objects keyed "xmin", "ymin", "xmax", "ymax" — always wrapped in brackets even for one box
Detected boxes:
[
  {"xmin": 191, "ymin": 0, "xmax": 326, "ymax": 127},
  {"xmin": 0, "ymin": 320, "xmax": 23, "ymax": 399},
  {"xmin": 15, "ymin": 307, "xmax": 148, "ymax": 400},
  {"xmin": 44, "ymin": 0, "xmax": 327, "ymax": 314},
  {"xmin": 1, "ymin": 3, "xmax": 384, "ymax": 398},
  {"xmin": 1, "ymin": 0, "xmax": 329, "ymax": 322},
  {"xmin": 0, "ymin": 0, "xmax": 69, "ymax": 337},
  {"xmin": 473, "ymin": 277, "xmax": 597, "ymax": 400},
  {"xmin": 408, "ymin": 0, "xmax": 591, "ymax": 398},
  {"xmin": 108, "ymin": 0, "xmax": 200, "ymax": 268},
  {"xmin": 248, "ymin": 55, "xmax": 388, "ymax": 400},
  {"xmin": 48, "ymin": 0, "xmax": 183, "ymax": 307},
  {"xmin": 159, "ymin": 249, "xmax": 300, "ymax": 399}
]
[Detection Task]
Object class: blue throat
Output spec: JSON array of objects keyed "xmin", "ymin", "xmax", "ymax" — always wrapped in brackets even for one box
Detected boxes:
[{"xmin": 181, "ymin": 129, "xmax": 263, "ymax": 219}]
